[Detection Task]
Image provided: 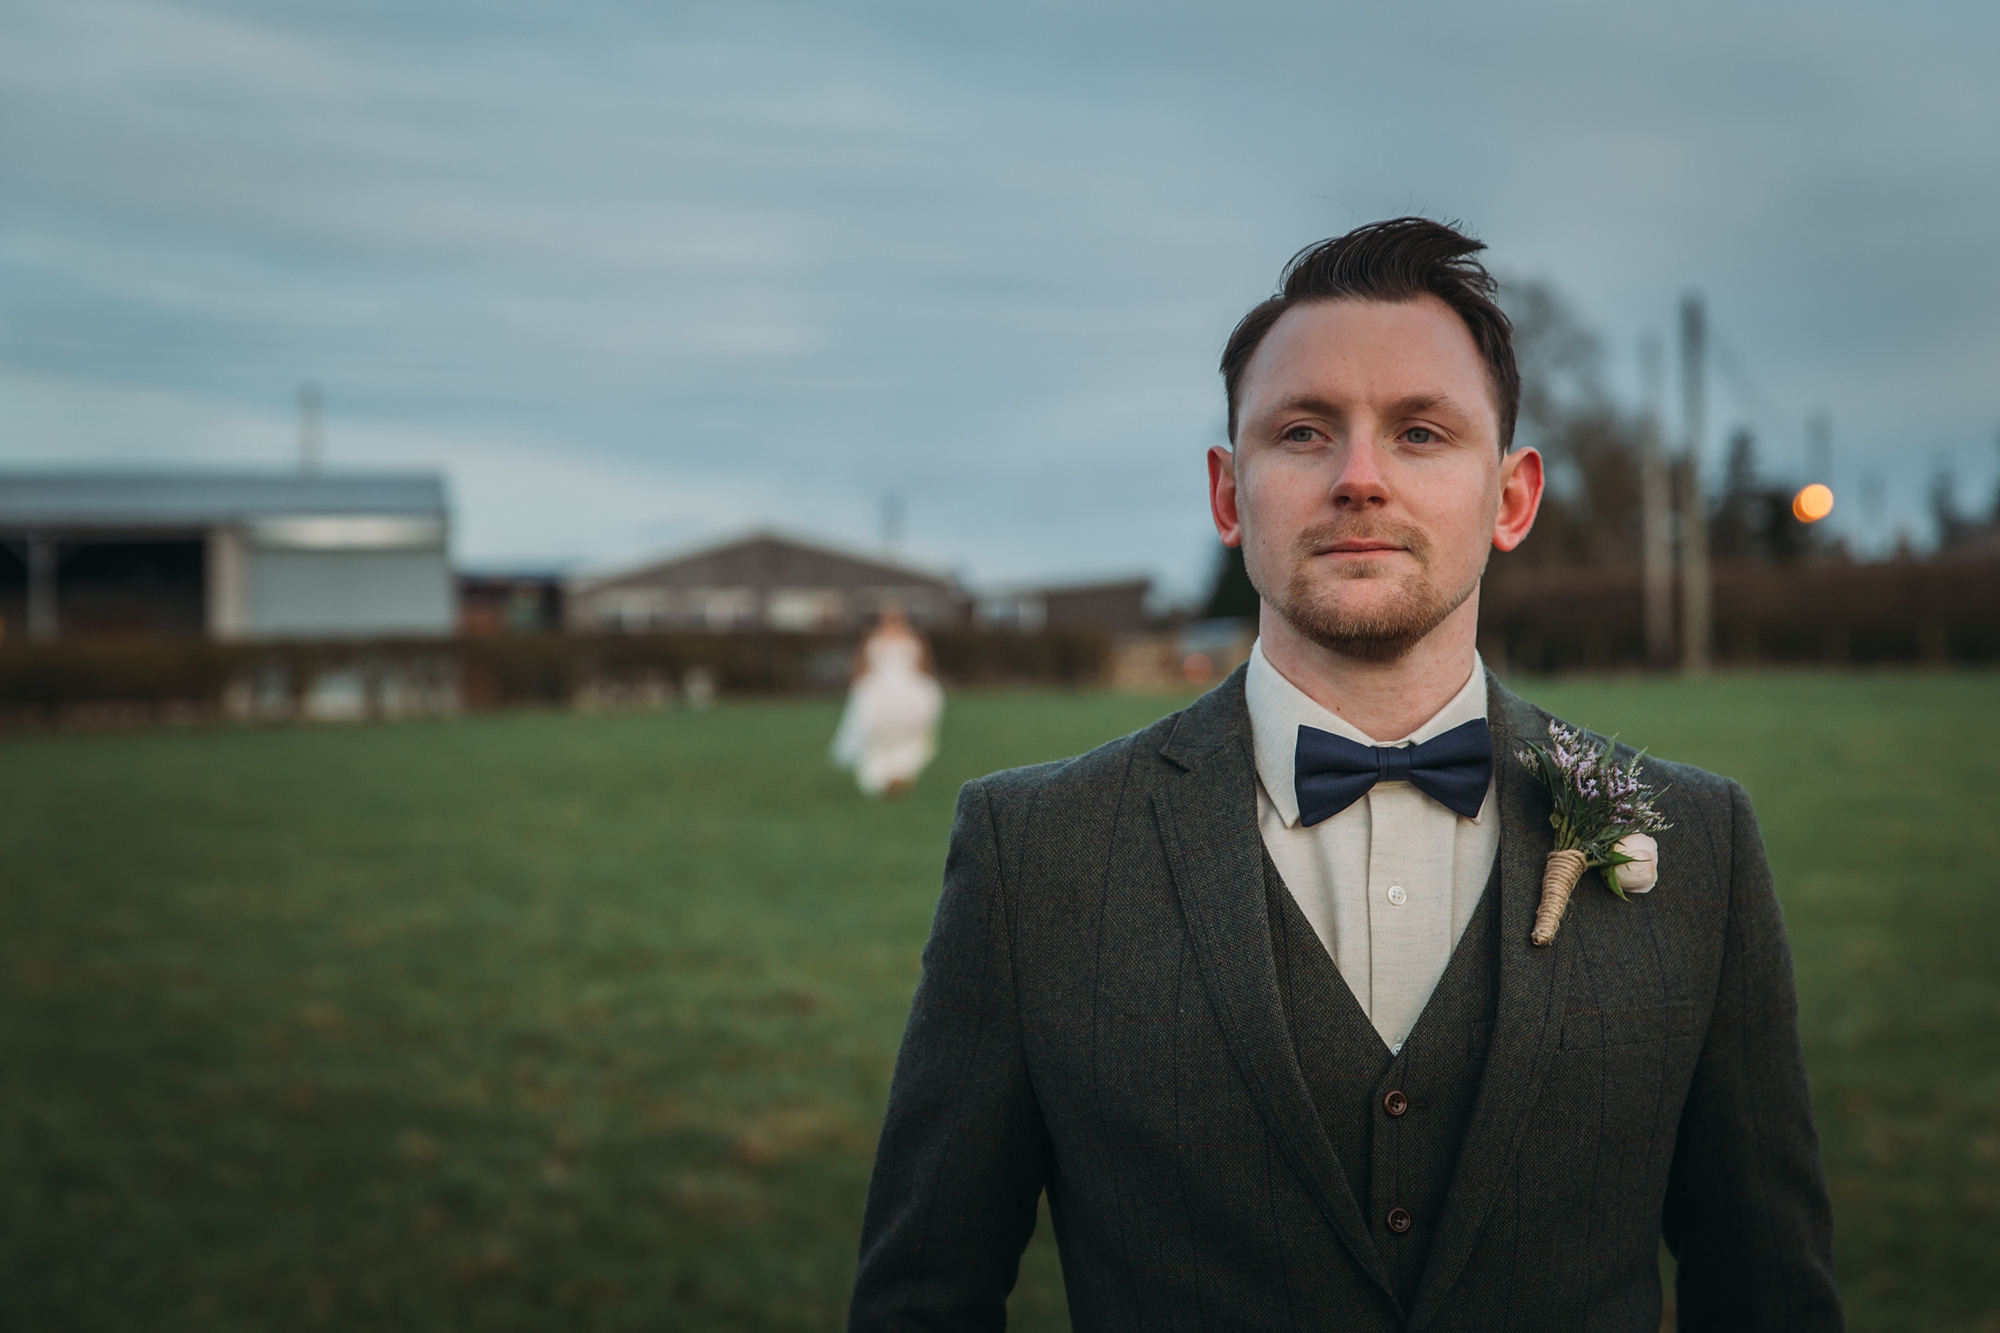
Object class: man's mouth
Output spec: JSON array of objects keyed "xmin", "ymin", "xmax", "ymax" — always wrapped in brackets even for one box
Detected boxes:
[{"xmin": 1316, "ymin": 539, "xmax": 1407, "ymax": 555}]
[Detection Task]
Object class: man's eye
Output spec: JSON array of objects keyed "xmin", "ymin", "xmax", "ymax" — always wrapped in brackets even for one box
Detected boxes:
[
  {"xmin": 1285, "ymin": 426, "xmax": 1317, "ymax": 443},
  {"xmin": 1405, "ymin": 427, "xmax": 1436, "ymax": 444}
]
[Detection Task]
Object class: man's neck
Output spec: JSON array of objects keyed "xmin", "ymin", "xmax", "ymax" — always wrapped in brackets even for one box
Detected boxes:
[{"xmin": 1256, "ymin": 592, "xmax": 1483, "ymax": 742}]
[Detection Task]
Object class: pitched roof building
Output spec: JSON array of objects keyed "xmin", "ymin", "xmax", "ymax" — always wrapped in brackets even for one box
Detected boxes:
[{"xmin": 569, "ymin": 531, "xmax": 966, "ymax": 633}]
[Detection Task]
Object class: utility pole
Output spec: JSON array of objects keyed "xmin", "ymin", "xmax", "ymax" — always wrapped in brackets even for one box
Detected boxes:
[
  {"xmin": 1805, "ymin": 410, "xmax": 1832, "ymax": 486},
  {"xmin": 25, "ymin": 533, "xmax": 58, "ymax": 642},
  {"xmin": 298, "ymin": 382, "xmax": 325, "ymax": 474},
  {"xmin": 1677, "ymin": 292, "xmax": 1712, "ymax": 675},
  {"xmin": 1638, "ymin": 333, "xmax": 1674, "ymax": 667},
  {"xmin": 880, "ymin": 492, "xmax": 904, "ymax": 556},
  {"xmin": 1991, "ymin": 428, "xmax": 2000, "ymax": 522}
]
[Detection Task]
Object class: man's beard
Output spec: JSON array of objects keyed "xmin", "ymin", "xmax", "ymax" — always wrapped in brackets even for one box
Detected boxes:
[{"xmin": 1254, "ymin": 520, "xmax": 1482, "ymax": 664}]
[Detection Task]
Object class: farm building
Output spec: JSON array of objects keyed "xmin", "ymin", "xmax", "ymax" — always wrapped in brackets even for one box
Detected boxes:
[
  {"xmin": 457, "ymin": 569, "xmax": 567, "ymax": 635},
  {"xmin": 975, "ymin": 576, "xmax": 1153, "ymax": 635},
  {"xmin": 569, "ymin": 532, "xmax": 967, "ymax": 633},
  {"xmin": 0, "ymin": 470, "xmax": 454, "ymax": 642}
]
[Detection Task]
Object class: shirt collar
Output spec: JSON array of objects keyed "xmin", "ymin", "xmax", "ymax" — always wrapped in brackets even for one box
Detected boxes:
[{"xmin": 1245, "ymin": 638, "xmax": 1489, "ymax": 829}]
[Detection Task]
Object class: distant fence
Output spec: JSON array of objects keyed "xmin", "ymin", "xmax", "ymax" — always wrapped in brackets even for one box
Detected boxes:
[
  {"xmin": 1479, "ymin": 553, "xmax": 2000, "ymax": 672},
  {"xmin": 0, "ymin": 628, "xmax": 1111, "ymax": 727}
]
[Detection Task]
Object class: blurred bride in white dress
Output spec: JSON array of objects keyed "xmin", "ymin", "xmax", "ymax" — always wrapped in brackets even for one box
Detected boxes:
[{"xmin": 831, "ymin": 607, "xmax": 943, "ymax": 797}]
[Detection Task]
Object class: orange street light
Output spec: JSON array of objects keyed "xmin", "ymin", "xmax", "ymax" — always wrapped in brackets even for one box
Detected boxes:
[{"xmin": 1792, "ymin": 483, "xmax": 1835, "ymax": 523}]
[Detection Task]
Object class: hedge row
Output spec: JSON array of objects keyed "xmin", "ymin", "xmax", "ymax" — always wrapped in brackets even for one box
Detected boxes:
[
  {"xmin": 0, "ymin": 628, "xmax": 1113, "ymax": 719},
  {"xmin": 3, "ymin": 552, "xmax": 1990, "ymax": 721},
  {"xmin": 1478, "ymin": 552, "xmax": 2000, "ymax": 672}
]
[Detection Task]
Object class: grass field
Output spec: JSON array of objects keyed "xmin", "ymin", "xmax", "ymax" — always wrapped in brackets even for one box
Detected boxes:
[{"xmin": 2, "ymin": 672, "xmax": 1997, "ymax": 1331}]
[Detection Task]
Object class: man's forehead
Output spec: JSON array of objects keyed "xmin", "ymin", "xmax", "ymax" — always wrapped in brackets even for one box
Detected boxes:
[{"xmin": 1239, "ymin": 295, "xmax": 1496, "ymax": 418}]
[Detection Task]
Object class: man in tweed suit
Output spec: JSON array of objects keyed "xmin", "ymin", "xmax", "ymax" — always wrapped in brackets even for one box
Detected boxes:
[{"xmin": 850, "ymin": 219, "xmax": 1841, "ymax": 1331}]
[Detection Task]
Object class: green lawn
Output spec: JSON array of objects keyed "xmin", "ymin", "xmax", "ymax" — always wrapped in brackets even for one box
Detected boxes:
[{"xmin": 1, "ymin": 673, "xmax": 1995, "ymax": 1331}]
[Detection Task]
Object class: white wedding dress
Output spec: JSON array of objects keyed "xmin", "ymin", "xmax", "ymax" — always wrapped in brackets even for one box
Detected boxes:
[{"xmin": 831, "ymin": 632, "xmax": 944, "ymax": 795}]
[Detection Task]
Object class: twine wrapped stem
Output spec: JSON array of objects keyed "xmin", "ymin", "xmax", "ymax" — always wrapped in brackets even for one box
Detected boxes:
[{"xmin": 1531, "ymin": 848, "xmax": 1590, "ymax": 947}]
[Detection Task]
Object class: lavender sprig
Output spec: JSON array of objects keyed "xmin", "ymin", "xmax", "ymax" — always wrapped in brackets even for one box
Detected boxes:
[{"xmin": 1515, "ymin": 722, "xmax": 1672, "ymax": 899}]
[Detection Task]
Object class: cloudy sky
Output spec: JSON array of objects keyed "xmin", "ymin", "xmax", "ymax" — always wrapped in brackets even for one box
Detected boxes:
[{"xmin": 3, "ymin": 0, "xmax": 1996, "ymax": 596}]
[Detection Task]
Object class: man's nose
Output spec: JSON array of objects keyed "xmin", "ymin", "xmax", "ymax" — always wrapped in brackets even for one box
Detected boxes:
[{"xmin": 1328, "ymin": 435, "xmax": 1391, "ymax": 508}]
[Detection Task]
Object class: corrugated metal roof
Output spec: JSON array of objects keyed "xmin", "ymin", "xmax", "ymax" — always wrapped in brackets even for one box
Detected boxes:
[{"xmin": 0, "ymin": 470, "xmax": 447, "ymax": 528}]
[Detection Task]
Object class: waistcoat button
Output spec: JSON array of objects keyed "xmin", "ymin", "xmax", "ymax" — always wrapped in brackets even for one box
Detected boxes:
[
  {"xmin": 1387, "ymin": 1207, "xmax": 1413, "ymax": 1233},
  {"xmin": 1383, "ymin": 1089, "xmax": 1408, "ymax": 1116}
]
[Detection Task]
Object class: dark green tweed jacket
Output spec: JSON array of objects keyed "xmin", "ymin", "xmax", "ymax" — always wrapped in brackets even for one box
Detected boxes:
[{"xmin": 850, "ymin": 668, "xmax": 1842, "ymax": 1332}]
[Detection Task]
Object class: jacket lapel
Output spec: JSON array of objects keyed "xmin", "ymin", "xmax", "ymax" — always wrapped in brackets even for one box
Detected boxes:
[
  {"xmin": 1406, "ymin": 674, "xmax": 1574, "ymax": 1332},
  {"xmin": 1153, "ymin": 669, "xmax": 1400, "ymax": 1311}
]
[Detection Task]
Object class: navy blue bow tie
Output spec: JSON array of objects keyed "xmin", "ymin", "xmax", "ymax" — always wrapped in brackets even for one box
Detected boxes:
[{"xmin": 1293, "ymin": 717, "xmax": 1493, "ymax": 826}]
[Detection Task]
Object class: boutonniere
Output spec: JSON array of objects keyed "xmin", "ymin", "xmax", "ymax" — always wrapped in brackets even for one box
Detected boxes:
[{"xmin": 1515, "ymin": 721, "xmax": 1672, "ymax": 947}]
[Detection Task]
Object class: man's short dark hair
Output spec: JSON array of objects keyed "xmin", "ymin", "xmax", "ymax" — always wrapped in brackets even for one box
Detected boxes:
[{"xmin": 1219, "ymin": 217, "xmax": 1520, "ymax": 451}]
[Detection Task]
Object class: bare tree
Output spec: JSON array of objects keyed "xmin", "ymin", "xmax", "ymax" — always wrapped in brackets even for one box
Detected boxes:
[
  {"xmin": 1497, "ymin": 280, "xmax": 1647, "ymax": 570},
  {"xmin": 1932, "ymin": 465, "xmax": 1980, "ymax": 550}
]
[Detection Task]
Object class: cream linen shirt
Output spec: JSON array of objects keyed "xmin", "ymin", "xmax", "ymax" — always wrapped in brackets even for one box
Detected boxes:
[{"xmin": 1245, "ymin": 640, "xmax": 1500, "ymax": 1053}]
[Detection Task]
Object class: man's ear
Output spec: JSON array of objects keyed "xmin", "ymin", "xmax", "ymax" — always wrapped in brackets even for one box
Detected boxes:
[
  {"xmin": 1492, "ymin": 446, "xmax": 1543, "ymax": 552},
  {"xmin": 1208, "ymin": 445, "xmax": 1244, "ymax": 547}
]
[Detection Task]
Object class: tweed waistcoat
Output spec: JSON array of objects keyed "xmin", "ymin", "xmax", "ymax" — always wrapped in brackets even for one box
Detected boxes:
[{"xmin": 1266, "ymin": 852, "xmax": 1503, "ymax": 1312}]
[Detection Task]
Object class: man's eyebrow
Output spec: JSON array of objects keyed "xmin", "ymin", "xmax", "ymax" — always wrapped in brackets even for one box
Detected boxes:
[
  {"xmin": 1263, "ymin": 394, "xmax": 1346, "ymax": 419},
  {"xmin": 1260, "ymin": 392, "xmax": 1474, "ymax": 421},
  {"xmin": 1383, "ymin": 393, "xmax": 1465, "ymax": 419}
]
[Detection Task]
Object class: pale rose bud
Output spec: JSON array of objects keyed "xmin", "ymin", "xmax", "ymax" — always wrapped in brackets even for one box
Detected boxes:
[{"xmin": 1614, "ymin": 833, "xmax": 1659, "ymax": 894}]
